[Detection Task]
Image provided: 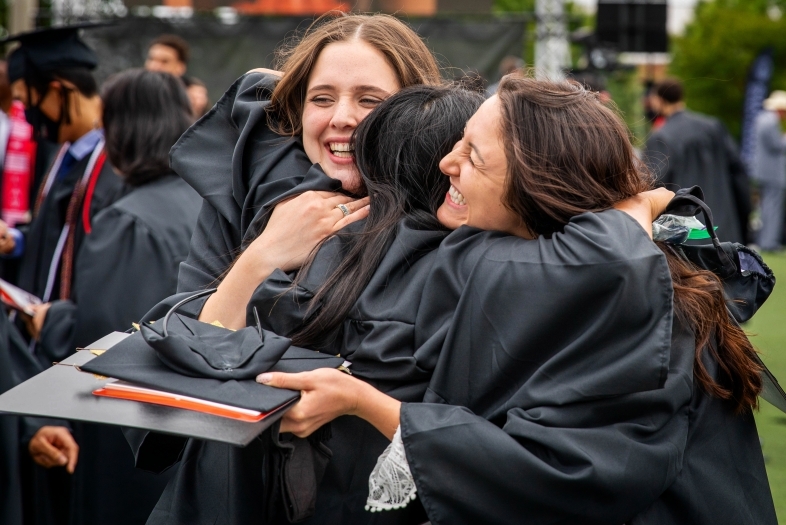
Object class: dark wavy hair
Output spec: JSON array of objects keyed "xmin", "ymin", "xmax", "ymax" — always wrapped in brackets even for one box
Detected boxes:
[
  {"xmin": 102, "ymin": 69, "xmax": 193, "ymax": 186},
  {"xmin": 497, "ymin": 75, "xmax": 761, "ymax": 412},
  {"xmin": 290, "ymin": 84, "xmax": 484, "ymax": 348}
]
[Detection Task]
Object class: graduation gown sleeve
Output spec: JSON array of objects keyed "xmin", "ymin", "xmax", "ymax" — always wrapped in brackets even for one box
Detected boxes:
[
  {"xmin": 0, "ymin": 310, "xmax": 24, "ymax": 525},
  {"xmin": 630, "ymin": 317, "xmax": 776, "ymax": 525},
  {"xmin": 40, "ymin": 176, "xmax": 201, "ymax": 359},
  {"xmin": 400, "ymin": 210, "xmax": 687, "ymax": 525}
]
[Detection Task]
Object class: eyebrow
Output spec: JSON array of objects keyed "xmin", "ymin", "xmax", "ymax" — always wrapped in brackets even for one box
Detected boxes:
[
  {"xmin": 468, "ymin": 141, "xmax": 485, "ymax": 165},
  {"xmin": 307, "ymin": 84, "xmax": 392, "ymax": 97}
]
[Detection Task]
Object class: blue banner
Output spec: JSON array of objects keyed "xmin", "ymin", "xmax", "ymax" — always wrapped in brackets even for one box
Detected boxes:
[{"xmin": 740, "ymin": 49, "xmax": 774, "ymax": 168}]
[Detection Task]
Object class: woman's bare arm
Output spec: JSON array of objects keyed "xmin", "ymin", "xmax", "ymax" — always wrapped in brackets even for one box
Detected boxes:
[
  {"xmin": 199, "ymin": 191, "xmax": 369, "ymax": 329},
  {"xmin": 613, "ymin": 187, "xmax": 675, "ymax": 239}
]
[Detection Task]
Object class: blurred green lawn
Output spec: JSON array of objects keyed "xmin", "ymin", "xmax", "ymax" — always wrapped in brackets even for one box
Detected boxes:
[{"xmin": 749, "ymin": 252, "xmax": 786, "ymax": 521}]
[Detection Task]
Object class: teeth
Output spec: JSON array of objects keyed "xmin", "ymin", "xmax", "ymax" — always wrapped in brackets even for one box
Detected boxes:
[
  {"xmin": 329, "ymin": 142, "xmax": 354, "ymax": 157},
  {"xmin": 448, "ymin": 185, "xmax": 466, "ymax": 205}
]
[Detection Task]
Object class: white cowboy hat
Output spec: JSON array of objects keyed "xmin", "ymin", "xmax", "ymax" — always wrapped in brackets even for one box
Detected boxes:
[{"xmin": 764, "ymin": 90, "xmax": 786, "ymax": 111}]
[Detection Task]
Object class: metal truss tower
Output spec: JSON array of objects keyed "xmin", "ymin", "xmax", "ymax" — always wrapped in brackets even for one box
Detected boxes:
[{"xmin": 535, "ymin": 0, "xmax": 570, "ymax": 80}]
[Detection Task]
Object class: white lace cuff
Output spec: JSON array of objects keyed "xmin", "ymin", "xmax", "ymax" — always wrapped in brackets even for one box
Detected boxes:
[{"xmin": 365, "ymin": 425, "xmax": 417, "ymax": 512}]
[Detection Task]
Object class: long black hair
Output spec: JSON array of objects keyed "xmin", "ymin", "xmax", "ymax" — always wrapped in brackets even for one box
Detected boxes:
[
  {"xmin": 290, "ymin": 84, "xmax": 483, "ymax": 348},
  {"xmin": 102, "ymin": 68, "xmax": 193, "ymax": 186}
]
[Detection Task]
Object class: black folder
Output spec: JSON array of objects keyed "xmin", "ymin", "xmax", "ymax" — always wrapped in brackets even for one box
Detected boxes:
[{"xmin": 0, "ymin": 331, "xmax": 344, "ymax": 446}]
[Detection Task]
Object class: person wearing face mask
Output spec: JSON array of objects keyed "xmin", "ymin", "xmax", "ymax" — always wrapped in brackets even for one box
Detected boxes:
[{"xmin": 0, "ymin": 25, "xmax": 125, "ymax": 359}]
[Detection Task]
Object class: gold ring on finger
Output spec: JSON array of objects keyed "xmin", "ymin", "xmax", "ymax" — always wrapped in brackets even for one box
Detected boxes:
[{"xmin": 336, "ymin": 203, "xmax": 350, "ymax": 217}]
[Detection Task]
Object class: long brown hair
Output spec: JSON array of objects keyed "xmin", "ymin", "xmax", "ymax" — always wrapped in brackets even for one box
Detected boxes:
[
  {"xmin": 496, "ymin": 75, "xmax": 762, "ymax": 412},
  {"xmin": 267, "ymin": 12, "xmax": 442, "ymax": 136}
]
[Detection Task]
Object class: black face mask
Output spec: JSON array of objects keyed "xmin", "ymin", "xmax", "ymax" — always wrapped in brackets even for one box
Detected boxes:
[
  {"xmin": 25, "ymin": 105, "xmax": 61, "ymax": 142},
  {"xmin": 24, "ymin": 82, "xmax": 71, "ymax": 143}
]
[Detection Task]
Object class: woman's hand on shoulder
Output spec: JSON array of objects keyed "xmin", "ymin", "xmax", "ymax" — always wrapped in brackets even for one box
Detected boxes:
[
  {"xmin": 613, "ymin": 188, "xmax": 675, "ymax": 239},
  {"xmin": 246, "ymin": 191, "xmax": 369, "ymax": 273}
]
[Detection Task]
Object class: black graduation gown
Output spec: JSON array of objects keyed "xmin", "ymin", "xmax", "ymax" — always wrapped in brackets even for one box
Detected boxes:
[
  {"xmin": 398, "ymin": 210, "xmax": 775, "ymax": 525},
  {"xmin": 31, "ymin": 174, "xmax": 202, "ymax": 525},
  {"xmin": 18, "ymin": 151, "xmax": 125, "ymax": 306},
  {"xmin": 643, "ymin": 110, "xmax": 750, "ymax": 244},
  {"xmin": 143, "ymin": 210, "xmax": 686, "ymax": 525},
  {"xmin": 13, "ymin": 144, "xmax": 126, "ymax": 525},
  {"xmin": 0, "ymin": 308, "xmax": 29, "ymax": 525},
  {"xmin": 145, "ymin": 220, "xmax": 464, "ymax": 525}
]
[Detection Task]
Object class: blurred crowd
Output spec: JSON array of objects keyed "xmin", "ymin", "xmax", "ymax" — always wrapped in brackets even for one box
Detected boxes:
[
  {"xmin": 0, "ymin": 18, "xmax": 781, "ymax": 525},
  {"xmin": 0, "ymin": 24, "xmax": 203, "ymax": 525}
]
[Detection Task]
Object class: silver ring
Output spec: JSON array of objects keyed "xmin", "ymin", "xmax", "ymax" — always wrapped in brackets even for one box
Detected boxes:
[{"xmin": 336, "ymin": 203, "xmax": 350, "ymax": 217}]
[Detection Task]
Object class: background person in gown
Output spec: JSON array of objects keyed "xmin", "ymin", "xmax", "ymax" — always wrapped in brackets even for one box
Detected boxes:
[
  {"xmin": 643, "ymin": 78, "xmax": 752, "ymax": 244},
  {"xmin": 753, "ymin": 90, "xmax": 786, "ymax": 251},
  {"xmin": 27, "ymin": 68, "xmax": 201, "ymax": 525}
]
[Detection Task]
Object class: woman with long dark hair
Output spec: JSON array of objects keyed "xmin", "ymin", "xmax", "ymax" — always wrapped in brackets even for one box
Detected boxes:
[
  {"xmin": 253, "ymin": 77, "xmax": 773, "ymax": 524},
  {"xmin": 29, "ymin": 69, "xmax": 203, "ymax": 525}
]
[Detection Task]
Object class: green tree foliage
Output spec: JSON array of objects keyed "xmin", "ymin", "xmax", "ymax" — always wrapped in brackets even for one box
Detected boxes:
[
  {"xmin": 493, "ymin": 0, "xmax": 535, "ymax": 13},
  {"xmin": 670, "ymin": 0, "xmax": 786, "ymax": 138}
]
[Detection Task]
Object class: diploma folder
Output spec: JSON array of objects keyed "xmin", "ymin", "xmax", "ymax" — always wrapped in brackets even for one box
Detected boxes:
[
  {"xmin": 0, "ymin": 277, "xmax": 42, "ymax": 315},
  {"xmin": 0, "ymin": 331, "xmax": 344, "ymax": 446}
]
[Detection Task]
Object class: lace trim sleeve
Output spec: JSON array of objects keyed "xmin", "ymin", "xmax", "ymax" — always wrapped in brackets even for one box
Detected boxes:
[{"xmin": 365, "ymin": 425, "xmax": 417, "ymax": 512}]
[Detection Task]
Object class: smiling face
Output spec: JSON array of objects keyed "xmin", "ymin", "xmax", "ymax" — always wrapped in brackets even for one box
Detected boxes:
[
  {"xmin": 301, "ymin": 40, "xmax": 400, "ymax": 194},
  {"xmin": 436, "ymin": 96, "xmax": 531, "ymax": 237}
]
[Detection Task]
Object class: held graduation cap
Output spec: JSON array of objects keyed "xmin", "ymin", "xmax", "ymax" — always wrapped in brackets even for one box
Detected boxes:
[
  {"xmin": 80, "ymin": 290, "xmax": 346, "ymax": 413},
  {"xmin": 2, "ymin": 22, "xmax": 107, "ymax": 83}
]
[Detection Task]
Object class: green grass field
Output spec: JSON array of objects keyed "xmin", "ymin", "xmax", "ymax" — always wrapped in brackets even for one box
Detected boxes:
[{"xmin": 748, "ymin": 252, "xmax": 786, "ymax": 521}]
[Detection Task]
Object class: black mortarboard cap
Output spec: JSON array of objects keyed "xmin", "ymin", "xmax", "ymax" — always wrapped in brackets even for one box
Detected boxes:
[{"xmin": 2, "ymin": 22, "xmax": 107, "ymax": 83}]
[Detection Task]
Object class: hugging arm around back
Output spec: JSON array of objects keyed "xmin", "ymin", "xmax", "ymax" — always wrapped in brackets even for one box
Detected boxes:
[{"xmin": 401, "ymin": 209, "xmax": 688, "ymax": 525}]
